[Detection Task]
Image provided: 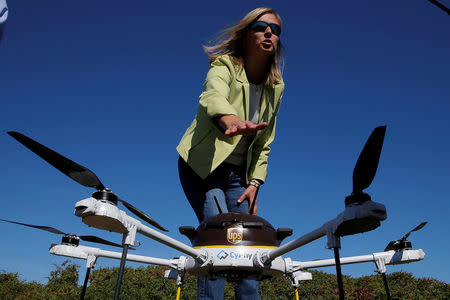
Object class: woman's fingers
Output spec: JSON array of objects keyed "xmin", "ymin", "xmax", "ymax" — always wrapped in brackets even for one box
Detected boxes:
[
  {"xmin": 237, "ymin": 185, "xmax": 258, "ymax": 215},
  {"xmin": 254, "ymin": 122, "xmax": 268, "ymax": 131},
  {"xmin": 250, "ymin": 199, "xmax": 258, "ymax": 215},
  {"xmin": 237, "ymin": 191, "xmax": 248, "ymax": 204},
  {"xmin": 225, "ymin": 121, "xmax": 268, "ymax": 136}
]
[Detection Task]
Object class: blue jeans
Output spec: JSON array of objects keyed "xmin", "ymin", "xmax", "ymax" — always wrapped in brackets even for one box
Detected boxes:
[{"xmin": 178, "ymin": 157, "xmax": 260, "ymax": 300}]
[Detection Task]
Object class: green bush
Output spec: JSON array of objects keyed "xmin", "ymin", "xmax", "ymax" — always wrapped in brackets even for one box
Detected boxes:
[{"xmin": 1, "ymin": 262, "xmax": 449, "ymax": 299}]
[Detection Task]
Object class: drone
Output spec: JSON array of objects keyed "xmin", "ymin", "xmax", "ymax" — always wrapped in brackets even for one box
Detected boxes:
[{"xmin": 3, "ymin": 126, "xmax": 426, "ymax": 300}]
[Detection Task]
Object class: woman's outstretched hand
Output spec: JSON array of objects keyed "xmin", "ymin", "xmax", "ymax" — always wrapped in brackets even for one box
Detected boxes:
[
  {"xmin": 237, "ymin": 185, "xmax": 258, "ymax": 215},
  {"xmin": 218, "ymin": 115, "xmax": 268, "ymax": 137}
]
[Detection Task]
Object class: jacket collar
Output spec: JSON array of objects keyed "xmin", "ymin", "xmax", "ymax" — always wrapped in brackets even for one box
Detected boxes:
[
  {"xmin": 235, "ymin": 64, "xmax": 284, "ymax": 120},
  {"xmin": 235, "ymin": 64, "xmax": 284, "ymax": 88}
]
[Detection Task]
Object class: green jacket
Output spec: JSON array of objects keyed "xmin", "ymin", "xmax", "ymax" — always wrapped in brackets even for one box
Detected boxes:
[{"xmin": 176, "ymin": 55, "xmax": 284, "ymax": 183}]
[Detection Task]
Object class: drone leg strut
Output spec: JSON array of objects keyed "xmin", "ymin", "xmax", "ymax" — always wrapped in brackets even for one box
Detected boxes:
[
  {"xmin": 381, "ymin": 273, "xmax": 391, "ymax": 300},
  {"xmin": 333, "ymin": 247, "xmax": 345, "ymax": 300},
  {"xmin": 176, "ymin": 286, "xmax": 181, "ymax": 300},
  {"xmin": 114, "ymin": 244, "xmax": 129, "ymax": 300},
  {"xmin": 295, "ymin": 288, "xmax": 300, "ymax": 300},
  {"xmin": 175, "ymin": 273, "xmax": 184, "ymax": 300},
  {"xmin": 374, "ymin": 253, "xmax": 391, "ymax": 300},
  {"xmin": 80, "ymin": 267, "xmax": 91, "ymax": 300}
]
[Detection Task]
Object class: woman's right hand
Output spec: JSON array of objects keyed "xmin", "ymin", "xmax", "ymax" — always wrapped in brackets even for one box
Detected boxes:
[{"xmin": 217, "ymin": 115, "xmax": 268, "ymax": 137}]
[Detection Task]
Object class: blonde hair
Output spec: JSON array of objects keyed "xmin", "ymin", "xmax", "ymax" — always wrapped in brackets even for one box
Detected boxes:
[{"xmin": 203, "ymin": 7, "xmax": 284, "ymax": 85}]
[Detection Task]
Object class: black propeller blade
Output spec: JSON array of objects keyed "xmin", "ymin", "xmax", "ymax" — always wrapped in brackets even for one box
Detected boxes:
[
  {"xmin": 428, "ymin": 0, "xmax": 450, "ymax": 15},
  {"xmin": 402, "ymin": 221, "xmax": 427, "ymax": 240},
  {"xmin": 0, "ymin": 218, "xmax": 124, "ymax": 248},
  {"xmin": 352, "ymin": 126, "xmax": 387, "ymax": 194},
  {"xmin": 8, "ymin": 131, "xmax": 167, "ymax": 231},
  {"xmin": 78, "ymin": 235, "xmax": 126, "ymax": 248},
  {"xmin": 7, "ymin": 131, "xmax": 105, "ymax": 190},
  {"xmin": 0, "ymin": 218, "xmax": 65, "ymax": 234},
  {"xmin": 119, "ymin": 199, "xmax": 168, "ymax": 232},
  {"xmin": 384, "ymin": 221, "xmax": 427, "ymax": 251}
]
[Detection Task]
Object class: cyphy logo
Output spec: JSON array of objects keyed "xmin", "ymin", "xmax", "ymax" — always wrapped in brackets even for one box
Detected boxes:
[
  {"xmin": 230, "ymin": 252, "xmax": 253, "ymax": 260},
  {"xmin": 217, "ymin": 250, "xmax": 229, "ymax": 260},
  {"xmin": 216, "ymin": 249, "xmax": 253, "ymax": 260},
  {"xmin": 227, "ymin": 227, "xmax": 243, "ymax": 244}
]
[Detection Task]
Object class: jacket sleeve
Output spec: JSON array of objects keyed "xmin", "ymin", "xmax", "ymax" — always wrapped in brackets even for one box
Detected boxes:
[
  {"xmin": 198, "ymin": 57, "xmax": 239, "ymax": 119},
  {"xmin": 247, "ymin": 95, "xmax": 283, "ymax": 183}
]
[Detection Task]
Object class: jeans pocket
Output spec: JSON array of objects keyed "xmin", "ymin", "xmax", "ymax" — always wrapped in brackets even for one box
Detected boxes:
[{"xmin": 227, "ymin": 169, "xmax": 243, "ymax": 187}]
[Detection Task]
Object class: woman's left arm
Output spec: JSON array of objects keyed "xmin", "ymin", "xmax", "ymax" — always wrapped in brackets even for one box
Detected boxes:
[
  {"xmin": 236, "ymin": 110, "xmax": 278, "ymax": 215},
  {"xmin": 239, "ymin": 90, "xmax": 283, "ymax": 214},
  {"xmin": 247, "ymin": 101, "xmax": 280, "ymax": 183}
]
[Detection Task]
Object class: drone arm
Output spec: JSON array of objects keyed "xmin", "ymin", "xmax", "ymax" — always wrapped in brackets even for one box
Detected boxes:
[
  {"xmin": 75, "ymin": 199, "xmax": 206, "ymax": 263},
  {"xmin": 288, "ymin": 249, "xmax": 425, "ymax": 272},
  {"xmin": 292, "ymin": 253, "xmax": 379, "ymax": 270},
  {"xmin": 137, "ymin": 224, "xmax": 206, "ymax": 263},
  {"xmin": 263, "ymin": 226, "xmax": 326, "ymax": 263},
  {"xmin": 96, "ymin": 248, "xmax": 179, "ymax": 268},
  {"xmin": 50, "ymin": 244, "xmax": 180, "ymax": 269}
]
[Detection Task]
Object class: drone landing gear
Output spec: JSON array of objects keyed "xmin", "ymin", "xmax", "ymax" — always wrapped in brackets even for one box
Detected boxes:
[
  {"xmin": 114, "ymin": 244, "xmax": 130, "ymax": 300},
  {"xmin": 176, "ymin": 274, "xmax": 185, "ymax": 300},
  {"xmin": 333, "ymin": 247, "xmax": 345, "ymax": 300},
  {"xmin": 374, "ymin": 255, "xmax": 391, "ymax": 300},
  {"xmin": 327, "ymin": 232, "xmax": 346, "ymax": 299},
  {"xmin": 79, "ymin": 254, "xmax": 98, "ymax": 300},
  {"xmin": 164, "ymin": 269, "xmax": 185, "ymax": 300},
  {"xmin": 80, "ymin": 267, "xmax": 91, "ymax": 300},
  {"xmin": 381, "ymin": 273, "xmax": 392, "ymax": 300},
  {"xmin": 287, "ymin": 270, "xmax": 312, "ymax": 300},
  {"xmin": 113, "ymin": 225, "xmax": 138, "ymax": 300}
]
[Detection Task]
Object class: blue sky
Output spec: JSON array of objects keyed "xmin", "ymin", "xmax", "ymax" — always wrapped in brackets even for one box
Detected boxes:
[{"xmin": 1, "ymin": 0, "xmax": 449, "ymax": 286}]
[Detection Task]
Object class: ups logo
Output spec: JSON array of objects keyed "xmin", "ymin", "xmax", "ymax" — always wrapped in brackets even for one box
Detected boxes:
[{"xmin": 227, "ymin": 227, "xmax": 243, "ymax": 244}]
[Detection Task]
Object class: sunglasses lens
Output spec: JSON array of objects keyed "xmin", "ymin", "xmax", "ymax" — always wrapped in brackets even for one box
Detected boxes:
[
  {"xmin": 254, "ymin": 25, "xmax": 267, "ymax": 32},
  {"xmin": 251, "ymin": 22, "xmax": 267, "ymax": 32},
  {"xmin": 270, "ymin": 24, "xmax": 281, "ymax": 36},
  {"xmin": 251, "ymin": 21, "xmax": 281, "ymax": 36}
]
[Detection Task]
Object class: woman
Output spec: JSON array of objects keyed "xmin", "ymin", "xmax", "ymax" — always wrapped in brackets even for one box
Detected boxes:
[{"xmin": 177, "ymin": 7, "xmax": 284, "ymax": 300}]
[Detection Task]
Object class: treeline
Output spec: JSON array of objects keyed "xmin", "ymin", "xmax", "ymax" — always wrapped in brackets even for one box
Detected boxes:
[{"xmin": 1, "ymin": 261, "xmax": 448, "ymax": 299}]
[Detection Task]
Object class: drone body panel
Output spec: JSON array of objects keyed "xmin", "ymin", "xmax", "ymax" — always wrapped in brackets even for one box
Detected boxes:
[
  {"xmin": 182, "ymin": 212, "xmax": 291, "ymax": 248},
  {"xmin": 184, "ymin": 246, "xmax": 286, "ymax": 281},
  {"xmin": 177, "ymin": 212, "xmax": 292, "ymax": 281}
]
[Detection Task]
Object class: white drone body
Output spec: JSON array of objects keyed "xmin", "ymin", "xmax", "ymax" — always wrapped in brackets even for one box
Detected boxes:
[
  {"xmin": 68, "ymin": 194, "xmax": 424, "ymax": 286},
  {"xmin": 52, "ymin": 195, "xmax": 426, "ymax": 287}
]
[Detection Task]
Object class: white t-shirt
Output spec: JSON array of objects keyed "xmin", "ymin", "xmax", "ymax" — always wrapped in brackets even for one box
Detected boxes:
[{"xmin": 224, "ymin": 83, "xmax": 263, "ymax": 167}]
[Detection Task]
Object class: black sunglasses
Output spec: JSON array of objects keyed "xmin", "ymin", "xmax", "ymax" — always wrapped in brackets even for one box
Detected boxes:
[{"xmin": 250, "ymin": 21, "xmax": 281, "ymax": 36}]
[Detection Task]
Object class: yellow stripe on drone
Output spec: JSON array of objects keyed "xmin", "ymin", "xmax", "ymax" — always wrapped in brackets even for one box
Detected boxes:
[{"xmin": 193, "ymin": 245, "xmax": 277, "ymax": 249}]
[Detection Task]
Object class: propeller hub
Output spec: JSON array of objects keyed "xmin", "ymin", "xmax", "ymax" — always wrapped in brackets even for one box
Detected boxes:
[
  {"xmin": 345, "ymin": 192, "xmax": 371, "ymax": 207},
  {"xmin": 92, "ymin": 190, "xmax": 118, "ymax": 205},
  {"xmin": 385, "ymin": 239, "xmax": 413, "ymax": 251},
  {"xmin": 61, "ymin": 234, "xmax": 80, "ymax": 246}
]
